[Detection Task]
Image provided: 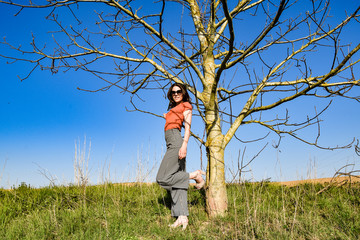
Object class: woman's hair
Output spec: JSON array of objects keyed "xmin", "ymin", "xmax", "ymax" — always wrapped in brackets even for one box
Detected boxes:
[{"xmin": 167, "ymin": 83, "xmax": 191, "ymax": 110}]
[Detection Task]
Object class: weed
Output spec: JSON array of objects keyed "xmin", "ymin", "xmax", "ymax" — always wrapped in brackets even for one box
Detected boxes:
[{"xmin": 0, "ymin": 182, "xmax": 359, "ymax": 239}]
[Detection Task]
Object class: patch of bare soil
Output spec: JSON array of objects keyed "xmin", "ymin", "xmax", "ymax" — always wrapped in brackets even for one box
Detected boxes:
[{"xmin": 275, "ymin": 175, "xmax": 360, "ymax": 187}]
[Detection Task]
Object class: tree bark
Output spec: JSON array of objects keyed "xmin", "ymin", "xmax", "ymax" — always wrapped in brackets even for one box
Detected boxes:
[
  {"xmin": 204, "ymin": 96, "xmax": 228, "ymax": 216},
  {"xmin": 206, "ymin": 142, "xmax": 227, "ymax": 216}
]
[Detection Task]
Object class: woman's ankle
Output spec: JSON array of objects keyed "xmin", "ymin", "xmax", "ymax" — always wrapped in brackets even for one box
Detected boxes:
[{"xmin": 179, "ymin": 215, "xmax": 188, "ymax": 221}]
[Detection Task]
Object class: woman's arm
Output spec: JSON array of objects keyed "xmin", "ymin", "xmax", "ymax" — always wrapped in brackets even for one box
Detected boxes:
[{"xmin": 179, "ymin": 109, "xmax": 192, "ymax": 159}]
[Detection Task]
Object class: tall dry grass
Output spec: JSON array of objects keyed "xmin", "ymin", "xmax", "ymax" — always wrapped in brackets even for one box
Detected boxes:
[{"xmin": 1, "ymin": 139, "xmax": 359, "ymax": 239}]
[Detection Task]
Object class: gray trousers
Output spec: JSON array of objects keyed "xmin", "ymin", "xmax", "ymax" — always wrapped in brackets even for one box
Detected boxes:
[{"xmin": 156, "ymin": 128, "xmax": 189, "ymax": 217}]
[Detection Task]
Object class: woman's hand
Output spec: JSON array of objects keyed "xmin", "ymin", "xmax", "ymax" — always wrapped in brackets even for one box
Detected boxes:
[{"xmin": 179, "ymin": 144, "xmax": 187, "ymax": 159}]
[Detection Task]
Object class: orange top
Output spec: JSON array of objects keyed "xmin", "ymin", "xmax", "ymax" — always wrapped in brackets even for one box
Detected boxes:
[{"xmin": 165, "ymin": 102, "xmax": 192, "ymax": 131}]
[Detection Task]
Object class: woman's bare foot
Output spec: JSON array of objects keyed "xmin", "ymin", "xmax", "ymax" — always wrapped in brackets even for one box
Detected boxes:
[
  {"xmin": 169, "ymin": 215, "xmax": 188, "ymax": 230},
  {"xmin": 190, "ymin": 170, "xmax": 205, "ymax": 189}
]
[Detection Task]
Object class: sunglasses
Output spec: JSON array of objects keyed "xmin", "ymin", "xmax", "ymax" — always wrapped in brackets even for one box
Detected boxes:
[{"xmin": 171, "ymin": 90, "xmax": 182, "ymax": 95}]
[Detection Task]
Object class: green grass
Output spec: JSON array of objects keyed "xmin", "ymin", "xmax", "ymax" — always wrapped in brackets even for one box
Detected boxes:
[{"xmin": 0, "ymin": 182, "xmax": 359, "ymax": 239}]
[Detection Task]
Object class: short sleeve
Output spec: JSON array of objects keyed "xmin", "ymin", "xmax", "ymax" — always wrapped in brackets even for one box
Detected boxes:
[{"xmin": 183, "ymin": 102, "xmax": 192, "ymax": 111}]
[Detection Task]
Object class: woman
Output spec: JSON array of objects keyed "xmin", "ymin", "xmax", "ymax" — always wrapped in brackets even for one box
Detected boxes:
[{"xmin": 156, "ymin": 83, "xmax": 205, "ymax": 230}]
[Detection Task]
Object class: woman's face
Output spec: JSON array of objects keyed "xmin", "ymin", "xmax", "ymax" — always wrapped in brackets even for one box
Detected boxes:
[{"xmin": 171, "ymin": 85, "xmax": 183, "ymax": 104}]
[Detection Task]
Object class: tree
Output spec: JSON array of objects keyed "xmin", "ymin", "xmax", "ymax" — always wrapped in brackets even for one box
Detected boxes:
[{"xmin": 1, "ymin": 0, "xmax": 359, "ymax": 217}]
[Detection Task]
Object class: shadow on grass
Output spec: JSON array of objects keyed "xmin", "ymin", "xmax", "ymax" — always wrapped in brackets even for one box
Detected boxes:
[
  {"xmin": 188, "ymin": 187, "xmax": 206, "ymax": 207},
  {"xmin": 158, "ymin": 190, "xmax": 172, "ymax": 210},
  {"xmin": 157, "ymin": 186, "xmax": 206, "ymax": 211}
]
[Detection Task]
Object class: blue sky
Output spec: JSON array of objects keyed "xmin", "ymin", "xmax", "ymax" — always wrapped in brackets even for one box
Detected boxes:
[{"xmin": 1, "ymin": 1, "xmax": 359, "ymax": 188}]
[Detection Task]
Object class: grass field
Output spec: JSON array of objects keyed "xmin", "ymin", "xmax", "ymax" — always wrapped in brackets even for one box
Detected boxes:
[{"xmin": 0, "ymin": 180, "xmax": 359, "ymax": 239}]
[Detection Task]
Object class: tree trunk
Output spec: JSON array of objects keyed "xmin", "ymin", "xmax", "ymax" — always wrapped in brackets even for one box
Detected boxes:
[
  {"xmin": 198, "ymin": 9, "xmax": 228, "ymax": 214},
  {"xmin": 204, "ymin": 105, "xmax": 228, "ymax": 216},
  {"xmin": 206, "ymin": 143, "xmax": 227, "ymax": 216}
]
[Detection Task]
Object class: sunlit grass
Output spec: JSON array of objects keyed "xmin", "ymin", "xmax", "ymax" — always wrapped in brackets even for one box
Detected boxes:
[{"xmin": 0, "ymin": 181, "xmax": 359, "ymax": 239}]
